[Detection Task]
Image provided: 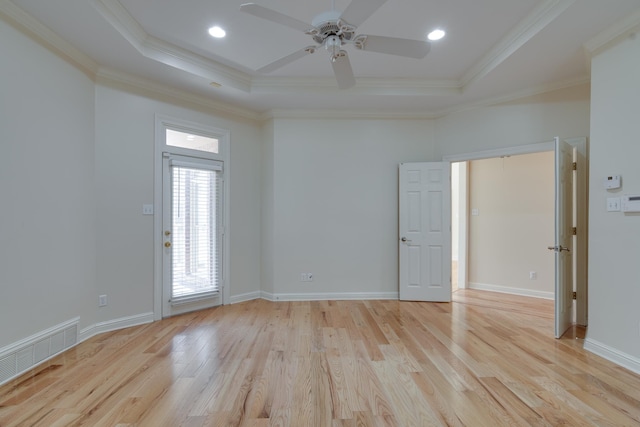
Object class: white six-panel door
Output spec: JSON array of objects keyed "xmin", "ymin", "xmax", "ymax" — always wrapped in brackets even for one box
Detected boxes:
[
  {"xmin": 399, "ymin": 162, "xmax": 451, "ymax": 302},
  {"xmin": 553, "ymin": 138, "xmax": 574, "ymax": 338}
]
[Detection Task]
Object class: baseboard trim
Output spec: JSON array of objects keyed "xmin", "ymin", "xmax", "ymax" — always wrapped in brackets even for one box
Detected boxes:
[
  {"xmin": 584, "ymin": 338, "xmax": 640, "ymax": 376},
  {"xmin": 78, "ymin": 312, "xmax": 154, "ymax": 343},
  {"xmin": 229, "ymin": 291, "xmax": 262, "ymax": 304},
  {"xmin": 260, "ymin": 291, "xmax": 399, "ymax": 302},
  {"xmin": 0, "ymin": 317, "xmax": 79, "ymax": 386},
  {"xmin": 468, "ymin": 282, "xmax": 554, "ymax": 300}
]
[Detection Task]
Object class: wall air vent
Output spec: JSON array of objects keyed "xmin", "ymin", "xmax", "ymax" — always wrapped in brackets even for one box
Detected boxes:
[{"xmin": 0, "ymin": 318, "xmax": 79, "ymax": 386}]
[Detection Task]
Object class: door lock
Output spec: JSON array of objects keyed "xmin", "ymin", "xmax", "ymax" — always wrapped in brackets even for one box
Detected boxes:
[{"xmin": 547, "ymin": 245, "xmax": 570, "ymax": 252}]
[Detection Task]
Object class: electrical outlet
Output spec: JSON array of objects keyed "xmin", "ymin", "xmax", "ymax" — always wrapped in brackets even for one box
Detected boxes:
[
  {"xmin": 529, "ymin": 271, "xmax": 537, "ymax": 280},
  {"xmin": 98, "ymin": 295, "xmax": 108, "ymax": 307},
  {"xmin": 300, "ymin": 273, "xmax": 313, "ymax": 282}
]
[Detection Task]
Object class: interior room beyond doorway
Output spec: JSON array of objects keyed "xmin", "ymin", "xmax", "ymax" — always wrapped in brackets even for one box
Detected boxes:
[{"xmin": 451, "ymin": 152, "xmax": 555, "ymax": 300}]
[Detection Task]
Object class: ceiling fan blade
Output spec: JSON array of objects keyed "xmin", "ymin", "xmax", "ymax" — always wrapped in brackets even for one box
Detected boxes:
[
  {"xmin": 258, "ymin": 46, "xmax": 317, "ymax": 73},
  {"xmin": 331, "ymin": 52, "xmax": 356, "ymax": 90},
  {"xmin": 340, "ymin": 0, "xmax": 388, "ymax": 28},
  {"xmin": 240, "ymin": 3, "xmax": 312, "ymax": 33},
  {"xmin": 356, "ymin": 35, "xmax": 431, "ymax": 59}
]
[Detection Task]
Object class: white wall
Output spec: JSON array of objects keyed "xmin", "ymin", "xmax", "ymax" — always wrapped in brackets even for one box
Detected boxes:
[
  {"xmin": 586, "ymin": 34, "xmax": 640, "ymax": 366},
  {"xmin": 0, "ymin": 20, "xmax": 97, "ymax": 346},
  {"xmin": 468, "ymin": 152, "xmax": 555, "ymax": 297},
  {"xmin": 94, "ymin": 82, "xmax": 263, "ymax": 320},
  {"xmin": 435, "ymin": 84, "xmax": 591, "ymax": 158},
  {"xmin": 265, "ymin": 118, "xmax": 435, "ymax": 298}
]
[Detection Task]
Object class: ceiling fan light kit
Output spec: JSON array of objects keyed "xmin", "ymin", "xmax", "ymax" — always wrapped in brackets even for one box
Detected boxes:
[{"xmin": 240, "ymin": 0, "xmax": 431, "ymax": 89}]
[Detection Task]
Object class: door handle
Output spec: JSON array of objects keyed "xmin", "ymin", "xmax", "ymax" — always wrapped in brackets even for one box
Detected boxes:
[
  {"xmin": 547, "ymin": 245, "xmax": 570, "ymax": 252},
  {"xmin": 164, "ymin": 241, "xmax": 172, "ymax": 248},
  {"xmin": 401, "ymin": 237, "xmax": 411, "ymax": 243}
]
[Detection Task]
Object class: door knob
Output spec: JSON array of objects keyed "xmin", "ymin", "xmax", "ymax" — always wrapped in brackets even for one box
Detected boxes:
[
  {"xmin": 164, "ymin": 230, "xmax": 171, "ymax": 236},
  {"xmin": 164, "ymin": 242, "xmax": 172, "ymax": 248},
  {"xmin": 401, "ymin": 237, "xmax": 411, "ymax": 242}
]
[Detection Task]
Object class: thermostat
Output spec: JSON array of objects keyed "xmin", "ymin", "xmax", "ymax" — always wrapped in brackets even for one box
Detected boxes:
[{"xmin": 604, "ymin": 175, "xmax": 621, "ymax": 190}]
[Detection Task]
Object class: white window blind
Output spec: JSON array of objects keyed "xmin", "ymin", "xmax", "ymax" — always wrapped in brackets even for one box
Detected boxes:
[{"xmin": 170, "ymin": 159, "xmax": 222, "ymax": 303}]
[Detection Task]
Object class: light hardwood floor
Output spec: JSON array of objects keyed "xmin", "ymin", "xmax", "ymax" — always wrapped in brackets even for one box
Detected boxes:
[{"xmin": 1, "ymin": 290, "xmax": 639, "ymax": 426}]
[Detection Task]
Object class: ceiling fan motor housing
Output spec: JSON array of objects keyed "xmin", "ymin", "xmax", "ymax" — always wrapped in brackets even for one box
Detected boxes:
[{"xmin": 311, "ymin": 10, "xmax": 355, "ymax": 44}]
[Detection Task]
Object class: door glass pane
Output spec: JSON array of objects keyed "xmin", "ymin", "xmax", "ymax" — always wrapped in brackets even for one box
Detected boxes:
[
  {"xmin": 166, "ymin": 129, "xmax": 219, "ymax": 153},
  {"xmin": 171, "ymin": 165, "xmax": 220, "ymax": 301}
]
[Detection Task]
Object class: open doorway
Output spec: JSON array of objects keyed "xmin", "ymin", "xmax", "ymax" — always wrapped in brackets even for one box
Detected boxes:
[
  {"xmin": 447, "ymin": 137, "xmax": 589, "ymax": 334},
  {"xmin": 451, "ymin": 152, "xmax": 555, "ymax": 299}
]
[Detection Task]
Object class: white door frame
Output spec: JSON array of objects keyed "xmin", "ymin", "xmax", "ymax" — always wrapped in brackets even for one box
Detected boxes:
[
  {"xmin": 444, "ymin": 138, "xmax": 588, "ymax": 327},
  {"xmin": 153, "ymin": 114, "xmax": 231, "ymax": 320}
]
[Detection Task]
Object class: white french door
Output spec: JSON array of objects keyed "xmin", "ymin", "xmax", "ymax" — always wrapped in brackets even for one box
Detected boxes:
[{"xmin": 162, "ymin": 154, "xmax": 223, "ymax": 317}]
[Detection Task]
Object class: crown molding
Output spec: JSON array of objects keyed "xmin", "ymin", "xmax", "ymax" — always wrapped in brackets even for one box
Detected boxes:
[
  {"xmin": 92, "ymin": 0, "xmax": 252, "ymax": 92},
  {"xmin": 583, "ymin": 7, "xmax": 640, "ymax": 59},
  {"xmin": 460, "ymin": 0, "xmax": 575, "ymax": 91},
  {"xmin": 0, "ymin": 0, "xmax": 98, "ymax": 78},
  {"xmin": 96, "ymin": 68, "xmax": 262, "ymax": 122},
  {"xmin": 251, "ymin": 77, "xmax": 461, "ymax": 96}
]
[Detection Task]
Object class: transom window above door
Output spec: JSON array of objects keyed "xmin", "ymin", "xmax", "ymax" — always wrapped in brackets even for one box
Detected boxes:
[{"xmin": 166, "ymin": 128, "xmax": 219, "ymax": 154}]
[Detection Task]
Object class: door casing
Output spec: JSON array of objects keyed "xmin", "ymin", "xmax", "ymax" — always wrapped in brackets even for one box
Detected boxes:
[{"xmin": 154, "ymin": 114, "xmax": 231, "ymax": 320}]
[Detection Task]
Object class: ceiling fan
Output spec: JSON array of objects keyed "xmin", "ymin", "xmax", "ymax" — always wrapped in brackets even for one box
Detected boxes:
[{"xmin": 240, "ymin": 0, "xmax": 431, "ymax": 89}]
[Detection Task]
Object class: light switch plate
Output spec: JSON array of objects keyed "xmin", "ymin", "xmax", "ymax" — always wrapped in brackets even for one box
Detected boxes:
[
  {"xmin": 142, "ymin": 204, "xmax": 154, "ymax": 215},
  {"xmin": 607, "ymin": 197, "xmax": 621, "ymax": 212}
]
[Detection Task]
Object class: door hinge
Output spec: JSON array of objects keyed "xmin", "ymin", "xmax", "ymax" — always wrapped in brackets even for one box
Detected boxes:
[
  {"xmin": 572, "ymin": 291, "xmax": 577, "ymax": 300},
  {"xmin": 571, "ymin": 227, "xmax": 577, "ymax": 235},
  {"xmin": 572, "ymin": 162, "xmax": 577, "ymax": 171}
]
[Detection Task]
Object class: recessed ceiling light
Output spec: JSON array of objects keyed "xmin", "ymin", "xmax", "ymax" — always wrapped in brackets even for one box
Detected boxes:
[
  {"xmin": 427, "ymin": 29, "xmax": 445, "ymax": 41},
  {"xmin": 208, "ymin": 26, "xmax": 226, "ymax": 38}
]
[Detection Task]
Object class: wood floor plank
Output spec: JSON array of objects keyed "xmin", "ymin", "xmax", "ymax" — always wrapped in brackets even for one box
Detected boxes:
[{"xmin": 1, "ymin": 290, "xmax": 640, "ymax": 426}]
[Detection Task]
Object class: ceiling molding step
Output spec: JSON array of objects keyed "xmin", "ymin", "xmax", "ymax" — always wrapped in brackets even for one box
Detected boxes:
[
  {"xmin": 460, "ymin": 0, "xmax": 575, "ymax": 91},
  {"xmin": 90, "ymin": 0, "xmax": 146, "ymax": 49},
  {"xmin": 251, "ymin": 77, "xmax": 461, "ymax": 96},
  {"xmin": 263, "ymin": 109, "xmax": 440, "ymax": 121},
  {"xmin": 583, "ymin": 8, "xmax": 640, "ymax": 59},
  {"xmin": 429, "ymin": 74, "xmax": 589, "ymax": 119},
  {"xmin": 262, "ymin": 75, "xmax": 589, "ymax": 121},
  {"xmin": 1, "ymin": 1, "xmax": 99, "ymax": 78},
  {"xmin": 142, "ymin": 36, "xmax": 253, "ymax": 91},
  {"xmin": 96, "ymin": 67, "xmax": 262, "ymax": 122},
  {"xmin": 93, "ymin": 0, "xmax": 252, "ymax": 92}
]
